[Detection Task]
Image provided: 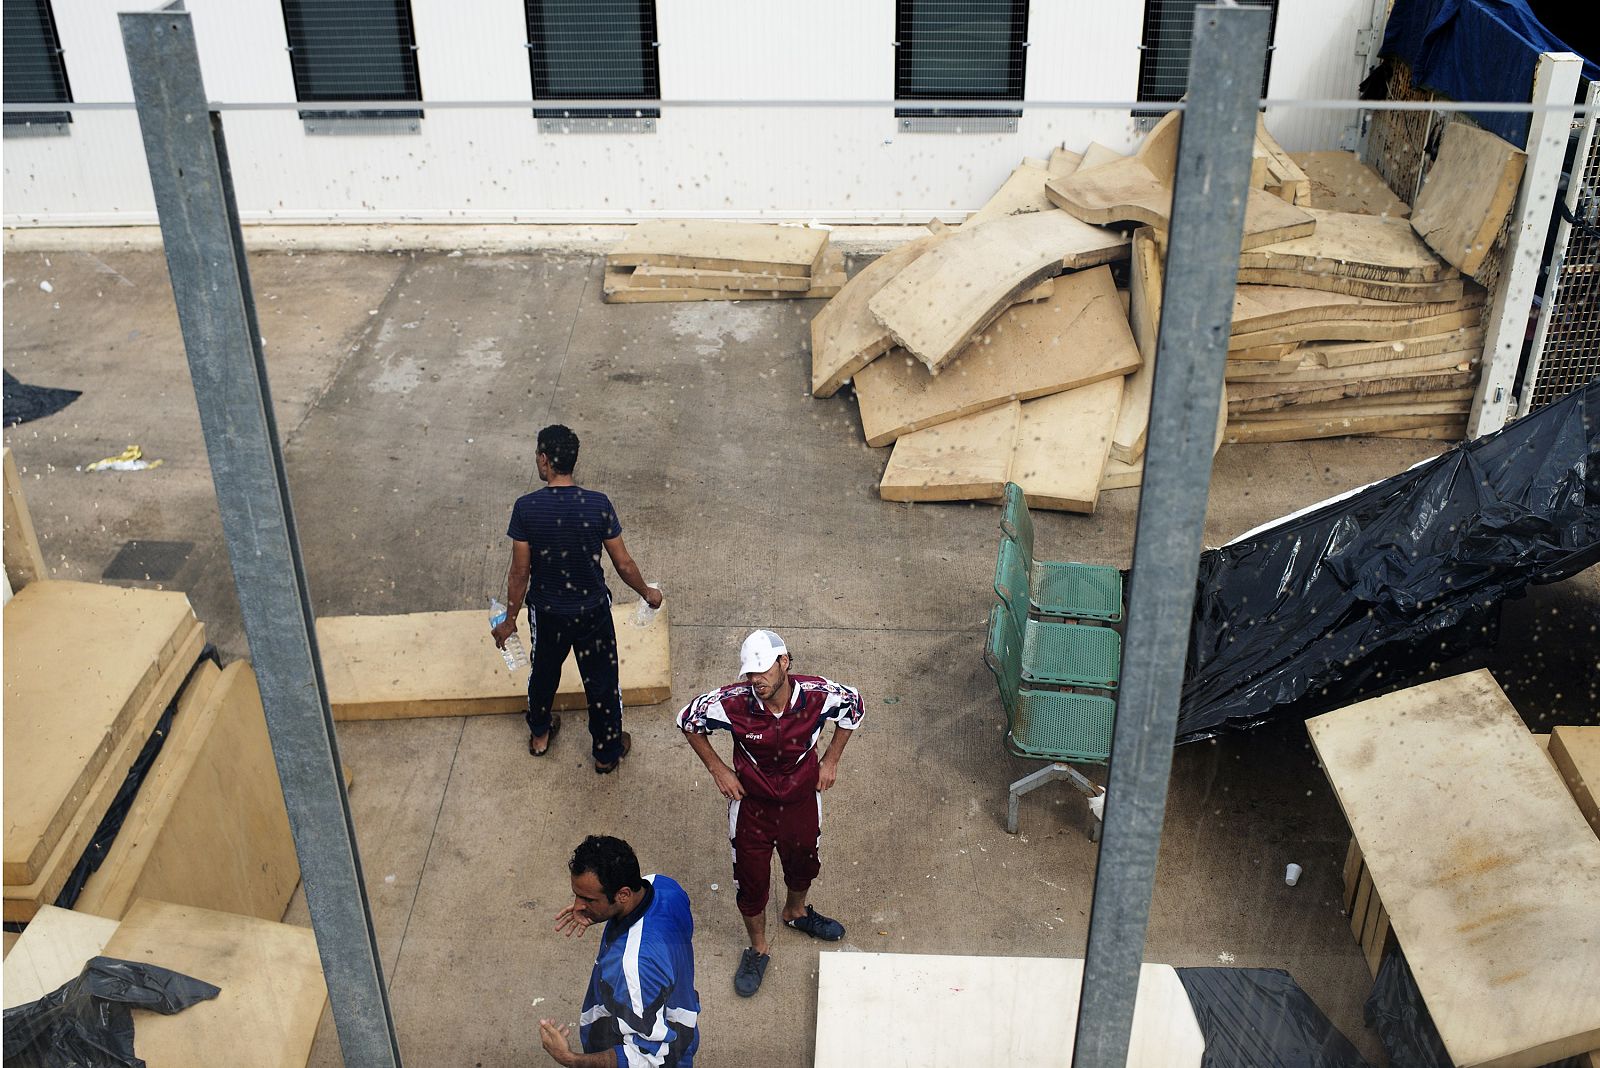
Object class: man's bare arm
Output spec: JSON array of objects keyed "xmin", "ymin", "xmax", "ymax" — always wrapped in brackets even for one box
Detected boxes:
[
  {"xmin": 538, "ymin": 1020, "xmax": 614, "ymax": 1068},
  {"xmin": 817, "ymin": 726, "xmax": 854, "ymax": 791},
  {"xmin": 491, "ymin": 540, "xmax": 532, "ymax": 648},
  {"xmin": 684, "ymin": 730, "xmax": 744, "ymax": 800},
  {"xmin": 603, "ymin": 535, "xmax": 662, "ymax": 607}
]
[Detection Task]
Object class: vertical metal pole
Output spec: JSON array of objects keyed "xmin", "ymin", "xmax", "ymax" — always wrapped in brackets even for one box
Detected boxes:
[
  {"xmin": 1469, "ymin": 51, "xmax": 1582, "ymax": 433},
  {"xmin": 1071, "ymin": 6, "xmax": 1267, "ymax": 1066},
  {"xmin": 119, "ymin": 8, "xmax": 403, "ymax": 1066}
]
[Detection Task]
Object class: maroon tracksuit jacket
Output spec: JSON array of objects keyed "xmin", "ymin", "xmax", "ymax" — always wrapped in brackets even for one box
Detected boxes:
[{"xmin": 677, "ymin": 675, "xmax": 864, "ymax": 915}]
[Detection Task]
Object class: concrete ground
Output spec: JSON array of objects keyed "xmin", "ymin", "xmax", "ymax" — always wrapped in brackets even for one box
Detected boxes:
[{"xmin": 4, "ymin": 241, "xmax": 1596, "ymax": 1067}]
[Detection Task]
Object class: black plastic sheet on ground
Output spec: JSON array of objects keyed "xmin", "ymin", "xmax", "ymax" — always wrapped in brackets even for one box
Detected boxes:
[
  {"xmin": 3, "ymin": 371, "xmax": 81, "ymax": 427},
  {"xmin": 52, "ymin": 647, "xmax": 219, "ymax": 911},
  {"xmin": 1177, "ymin": 967, "xmax": 1370, "ymax": 1068},
  {"xmin": 1365, "ymin": 948, "xmax": 1589, "ymax": 1068},
  {"xmin": 2, "ymin": 956, "xmax": 219, "ymax": 1068},
  {"xmin": 1177, "ymin": 378, "xmax": 1600, "ymax": 742}
]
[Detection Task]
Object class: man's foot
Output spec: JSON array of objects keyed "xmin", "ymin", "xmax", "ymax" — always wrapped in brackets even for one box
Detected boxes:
[
  {"xmin": 783, "ymin": 905, "xmax": 845, "ymax": 941},
  {"xmin": 733, "ymin": 947, "xmax": 770, "ymax": 998},
  {"xmin": 528, "ymin": 713, "xmax": 562, "ymax": 757},
  {"xmin": 594, "ymin": 731, "xmax": 632, "ymax": 774}
]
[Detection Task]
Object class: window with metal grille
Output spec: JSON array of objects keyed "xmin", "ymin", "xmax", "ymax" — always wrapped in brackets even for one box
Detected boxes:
[
  {"xmin": 3, "ymin": 0, "xmax": 72, "ymax": 133},
  {"xmin": 1136, "ymin": 0, "xmax": 1277, "ymax": 116},
  {"xmin": 894, "ymin": 0, "xmax": 1028, "ymax": 121},
  {"xmin": 525, "ymin": 0, "xmax": 659, "ymax": 121},
  {"xmin": 281, "ymin": 0, "xmax": 422, "ymax": 124}
]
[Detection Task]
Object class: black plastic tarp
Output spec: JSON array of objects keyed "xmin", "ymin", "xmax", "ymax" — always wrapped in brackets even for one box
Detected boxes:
[
  {"xmin": 1177, "ymin": 377, "xmax": 1599, "ymax": 742},
  {"xmin": 1365, "ymin": 948, "xmax": 1589, "ymax": 1068},
  {"xmin": 3, "ymin": 371, "xmax": 81, "ymax": 428},
  {"xmin": 2, "ymin": 956, "xmax": 219, "ymax": 1068},
  {"xmin": 1177, "ymin": 967, "xmax": 1371, "ymax": 1068},
  {"xmin": 53, "ymin": 648, "xmax": 218, "ymax": 911}
]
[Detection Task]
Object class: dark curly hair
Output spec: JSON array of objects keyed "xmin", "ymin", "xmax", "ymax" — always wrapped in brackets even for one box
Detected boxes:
[
  {"xmin": 537, "ymin": 424, "xmax": 580, "ymax": 475},
  {"xmin": 569, "ymin": 835, "xmax": 644, "ymax": 901}
]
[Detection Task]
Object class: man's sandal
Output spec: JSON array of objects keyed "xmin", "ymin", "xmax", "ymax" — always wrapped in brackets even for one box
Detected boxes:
[
  {"xmin": 783, "ymin": 905, "xmax": 845, "ymax": 941},
  {"xmin": 594, "ymin": 731, "xmax": 632, "ymax": 774},
  {"xmin": 528, "ymin": 713, "xmax": 562, "ymax": 757}
]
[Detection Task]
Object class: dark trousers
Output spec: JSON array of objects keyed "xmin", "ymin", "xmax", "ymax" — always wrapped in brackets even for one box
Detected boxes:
[{"xmin": 525, "ymin": 603, "xmax": 625, "ymax": 763}]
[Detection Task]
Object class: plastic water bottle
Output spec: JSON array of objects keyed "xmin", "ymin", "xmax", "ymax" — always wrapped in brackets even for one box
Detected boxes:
[
  {"xmin": 633, "ymin": 583, "xmax": 663, "ymax": 628},
  {"xmin": 488, "ymin": 597, "xmax": 528, "ymax": 672}
]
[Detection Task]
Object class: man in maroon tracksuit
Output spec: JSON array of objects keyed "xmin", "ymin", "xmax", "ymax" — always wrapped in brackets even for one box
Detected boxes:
[{"xmin": 675, "ymin": 629, "xmax": 864, "ymax": 998}]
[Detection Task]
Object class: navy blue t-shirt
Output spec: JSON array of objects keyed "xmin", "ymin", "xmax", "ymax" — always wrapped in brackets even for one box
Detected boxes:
[{"xmin": 506, "ymin": 486, "xmax": 622, "ymax": 614}]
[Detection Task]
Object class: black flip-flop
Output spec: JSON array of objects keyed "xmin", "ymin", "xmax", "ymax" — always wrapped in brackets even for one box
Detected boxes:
[
  {"xmin": 528, "ymin": 713, "xmax": 562, "ymax": 756},
  {"xmin": 594, "ymin": 731, "xmax": 632, "ymax": 774}
]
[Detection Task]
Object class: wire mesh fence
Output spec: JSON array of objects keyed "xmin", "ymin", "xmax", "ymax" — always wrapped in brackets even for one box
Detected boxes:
[{"xmin": 1529, "ymin": 83, "xmax": 1600, "ymax": 411}]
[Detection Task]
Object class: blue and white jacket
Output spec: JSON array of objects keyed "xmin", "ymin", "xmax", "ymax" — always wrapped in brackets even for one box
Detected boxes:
[{"xmin": 580, "ymin": 874, "xmax": 700, "ymax": 1068}]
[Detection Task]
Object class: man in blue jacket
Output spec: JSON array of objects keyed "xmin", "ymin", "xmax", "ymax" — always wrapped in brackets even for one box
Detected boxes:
[{"xmin": 540, "ymin": 836, "xmax": 700, "ymax": 1068}]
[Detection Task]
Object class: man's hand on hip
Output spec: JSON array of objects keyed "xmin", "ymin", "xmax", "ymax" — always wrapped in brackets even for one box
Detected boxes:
[
  {"xmin": 818, "ymin": 754, "xmax": 840, "ymax": 791},
  {"xmin": 712, "ymin": 764, "xmax": 746, "ymax": 800}
]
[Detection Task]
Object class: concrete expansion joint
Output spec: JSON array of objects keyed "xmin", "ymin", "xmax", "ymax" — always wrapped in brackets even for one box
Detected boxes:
[{"xmin": 283, "ymin": 254, "xmax": 422, "ymax": 445}]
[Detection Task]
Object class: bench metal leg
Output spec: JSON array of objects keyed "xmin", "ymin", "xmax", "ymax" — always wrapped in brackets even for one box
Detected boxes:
[{"xmin": 1007, "ymin": 762, "xmax": 1106, "ymax": 837}]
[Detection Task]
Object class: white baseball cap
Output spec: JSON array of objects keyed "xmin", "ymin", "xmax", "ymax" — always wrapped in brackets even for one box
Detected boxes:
[{"xmin": 739, "ymin": 629, "xmax": 788, "ymax": 675}]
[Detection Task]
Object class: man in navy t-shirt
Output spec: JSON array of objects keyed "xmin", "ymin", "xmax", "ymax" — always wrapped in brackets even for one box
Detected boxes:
[{"xmin": 492, "ymin": 424, "xmax": 662, "ymax": 772}]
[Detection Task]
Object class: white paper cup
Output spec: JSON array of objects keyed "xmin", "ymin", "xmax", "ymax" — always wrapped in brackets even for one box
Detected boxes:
[{"xmin": 1284, "ymin": 863, "xmax": 1303, "ymax": 887}]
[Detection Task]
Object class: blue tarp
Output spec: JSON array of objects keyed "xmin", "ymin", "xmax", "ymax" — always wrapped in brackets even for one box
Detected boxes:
[{"xmin": 1381, "ymin": 0, "xmax": 1597, "ymax": 145}]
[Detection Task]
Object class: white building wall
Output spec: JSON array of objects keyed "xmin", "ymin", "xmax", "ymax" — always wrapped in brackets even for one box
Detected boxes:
[
  {"xmin": 3, "ymin": 0, "xmax": 1375, "ymax": 226},
  {"xmin": 1263, "ymin": 0, "xmax": 1378, "ymax": 151}
]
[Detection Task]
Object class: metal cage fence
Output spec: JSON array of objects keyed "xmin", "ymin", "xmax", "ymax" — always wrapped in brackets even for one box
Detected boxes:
[{"xmin": 1527, "ymin": 81, "xmax": 1600, "ymax": 412}]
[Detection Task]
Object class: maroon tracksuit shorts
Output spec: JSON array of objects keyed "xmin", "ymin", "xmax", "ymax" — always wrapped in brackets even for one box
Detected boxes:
[{"xmin": 728, "ymin": 793, "xmax": 821, "ymax": 918}]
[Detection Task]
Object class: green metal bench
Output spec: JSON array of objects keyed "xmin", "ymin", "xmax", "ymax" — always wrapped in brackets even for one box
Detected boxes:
[
  {"xmin": 984, "ymin": 602, "xmax": 1111, "ymax": 836},
  {"xmin": 994, "ymin": 538, "xmax": 1122, "ymax": 691},
  {"xmin": 999, "ymin": 482, "xmax": 1124, "ymax": 623}
]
